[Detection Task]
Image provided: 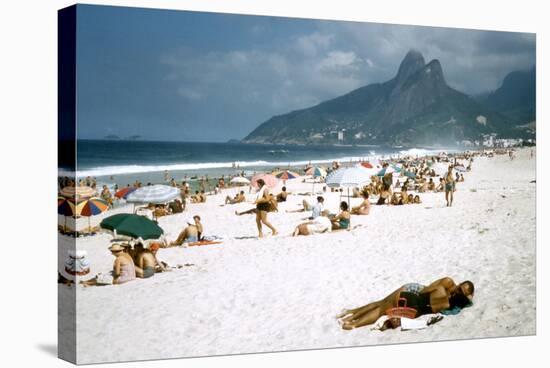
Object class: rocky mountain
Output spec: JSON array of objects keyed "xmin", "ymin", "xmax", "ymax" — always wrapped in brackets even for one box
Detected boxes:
[
  {"xmin": 242, "ymin": 50, "xmax": 529, "ymax": 146},
  {"xmin": 484, "ymin": 67, "xmax": 535, "ymax": 125}
]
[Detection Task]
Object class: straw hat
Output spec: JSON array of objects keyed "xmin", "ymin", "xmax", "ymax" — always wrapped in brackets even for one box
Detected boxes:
[
  {"xmin": 108, "ymin": 243, "xmax": 126, "ymax": 252},
  {"xmin": 59, "ymin": 249, "xmax": 94, "ymax": 282}
]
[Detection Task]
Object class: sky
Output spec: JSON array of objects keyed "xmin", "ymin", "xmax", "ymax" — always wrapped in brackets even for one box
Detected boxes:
[{"xmin": 75, "ymin": 4, "xmax": 536, "ymax": 142}]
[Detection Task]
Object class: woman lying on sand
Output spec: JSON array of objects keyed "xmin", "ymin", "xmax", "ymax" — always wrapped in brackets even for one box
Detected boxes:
[
  {"xmin": 350, "ymin": 191, "xmax": 371, "ymax": 215},
  {"xmin": 337, "ymin": 277, "xmax": 474, "ymax": 330}
]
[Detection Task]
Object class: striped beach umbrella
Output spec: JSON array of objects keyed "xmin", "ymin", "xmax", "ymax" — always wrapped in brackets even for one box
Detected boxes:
[
  {"xmin": 250, "ymin": 173, "xmax": 278, "ymax": 189},
  {"xmin": 73, "ymin": 197, "xmax": 110, "ymax": 232},
  {"xmin": 76, "ymin": 197, "xmax": 110, "ymax": 217},
  {"xmin": 325, "ymin": 167, "xmax": 372, "ymax": 188},
  {"xmin": 126, "ymin": 185, "xmax": 180, "ymax": 204},
  {"xmin": 59, "ymin": 185, "xmax": 96, "ymax": 200},
  {"xmin": 306, "ymin": 166, "xmax": 327, "ymax": 178},
  {"xmin": 100, "ymin": 213, "xmax": 164, "ymax": 240},
  {"xmin": 273, "ymin": 170, "xmax": 300, "ymax": 180},
  {"xmin": 325, "ymin": 167, "xmax": 372, "ymax": 206},
  {"xmin": 114, "ymin": 186, "xmax": 137, "ymax": 199},
  {"xmin": 58, "ymin": 196, "xmax": 77, "ymax": 216}
]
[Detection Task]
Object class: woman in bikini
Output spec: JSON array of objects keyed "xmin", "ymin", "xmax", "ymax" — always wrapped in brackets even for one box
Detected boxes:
[
  {"xmin": 337, "ymin": 277, "xmax": 474, "ymax": 330},
  {"xmin": 331, "ymin": 201, "xmax": 351, "ymax": 230},
  {"xmin": 254, "ymin": 179, "xmax": 278, "ymax": 237}
]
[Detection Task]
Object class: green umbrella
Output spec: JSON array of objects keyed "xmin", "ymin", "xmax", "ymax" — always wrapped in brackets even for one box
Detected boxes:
[{"xmin": 100, "ymin": 214, "xmax": 164, "ymax": 240}]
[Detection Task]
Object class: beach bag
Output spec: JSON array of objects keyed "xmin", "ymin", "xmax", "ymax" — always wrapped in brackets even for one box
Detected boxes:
[{"xmin": 386, "ymin": 297, "xmax": 418, "ymax": 319}]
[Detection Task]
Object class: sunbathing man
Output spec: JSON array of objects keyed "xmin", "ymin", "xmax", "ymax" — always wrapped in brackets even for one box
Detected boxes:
[
  {"xmin": 286, "ymin": 196, "xmax": 325, "ymax": 219},
  {"xmin": 292, "ymin": 214, "xmax": 332, "ymax": 236},
  {"xmin": 337, "ymin": 277, "xmax": 474, "ymax": 330},
  {"xmin": 445, "ymin": 167, "xmax": 456, "ymax": 207},
  {"xmin": 170, "ymin": 215, "xmax": 203, "ymax": 246},
  {"xmin": 225, "ymin": 191, "xmax": 245, "ymax": 205},
  {"xmin": 276, "ymin": 186, "xmax": 288, "ymax": 202},
  {"xmin": 351, "ymin": 191, "xmax": 371, "ymax": 215},
  {"xmin": 133, "ymin": 243, "xmax": 157, "ymax": 279}
]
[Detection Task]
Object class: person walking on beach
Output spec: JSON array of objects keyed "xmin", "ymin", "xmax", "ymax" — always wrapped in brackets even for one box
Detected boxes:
[
  {"xmin": 254, "ymin": 178, "xmax": 278, "ymax": 238},
  {"xmin": 444, "ymin": 166, "xmax": 455, "ymax": 207}
]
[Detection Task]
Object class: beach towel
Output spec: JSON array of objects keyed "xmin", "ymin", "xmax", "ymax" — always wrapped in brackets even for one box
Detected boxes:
[{"xmin": 187, "ymin": 235, "xmax": 224, "ymax": 247}]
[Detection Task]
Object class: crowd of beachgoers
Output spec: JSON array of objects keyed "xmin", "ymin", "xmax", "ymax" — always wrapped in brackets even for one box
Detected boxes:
[
  {"xmin": 58, "ymin": 147, "xmax": 532, "ymax": 327},
  {"xmin": 58, "ymin": 146, "xmax": 537, "ymax": 362}
]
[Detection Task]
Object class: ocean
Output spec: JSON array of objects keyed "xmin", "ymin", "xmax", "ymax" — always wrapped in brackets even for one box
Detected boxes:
[{"xmin": 65, "ymin": 140, "xmax": 446, "ymax": 187}]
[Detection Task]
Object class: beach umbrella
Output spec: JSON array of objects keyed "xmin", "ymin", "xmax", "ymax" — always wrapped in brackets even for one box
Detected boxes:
[
  {"xmin": 305, "ymin": 166, "xmax": 327, "ymax": 194},
  {"xmin": 58, "ymin": 196, "xmax": 77, "ymax": 231},
  {"xmin": 59, "ymin": 185, "xmax": 96, "ymax": 200},
  {"xmin": 273, "ymin": 170, "xmax": 300, "ymax": 180},
  {"xmin": 306, "ymin": 166, "xmax": 327, "ymax": 178},
  {"xmin": 76, "ymin": 197, "xmax": 109, "ymax": 216},
  {"xmin": 403, "ymin": 171, "xmax": 416, "ymax": 179},
  {"xmin": 230, "ymin": 176, "xmax": 250, "ymax": 185},
  {"xmin": 126, "ymin": 184, "xmax": 180, "ymax": 204},
  {"xmin": 325, "ymin": 167, "xmax": 372, "ymax": 206},
  {"xmin": 114, "ymin": 186, "xmax": 137, "ymax": 199},
  {"xmin": 58, "ymin": 196, "xmax": 77, "ymax": 216},
  {"xmin": 100, "ymin": 213, "xmax": 164, "ymax": 240},
  {"xmin": 250, "ymin": 173, "xmax": 278, "ymax": 189},
  {"xmin": 376, "ymin": 164, "xmax": 401, "ymax": 177},
  {"xmin": 360, "ymin": 162, "xmax": 374, "ymax": 169},
  {"xmin": 454, "ymin": 165, "xmax": 467, "ymax": 172},
  {"xmin": 75, "ymin": 197, "xmax": 110, "ymax": 232}
]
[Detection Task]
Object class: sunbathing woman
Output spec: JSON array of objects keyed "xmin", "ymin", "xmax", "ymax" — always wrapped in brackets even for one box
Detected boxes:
[
  {"xmin": 337, "ymin": 277, "xmax": 474, "ymax": 330},
  {"xmin": 351, "ymin": 191, "xmax": 371, "ymax": 215},
  {"xmin": 331, "ymin": 201, "xmax": 351, "ymax": 230}
]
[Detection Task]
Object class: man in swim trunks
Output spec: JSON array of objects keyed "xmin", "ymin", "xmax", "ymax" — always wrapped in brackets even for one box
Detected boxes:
[
  {"xmin": 445, "ymin": 166, "xmax": 456, "ymax": 207},
  {"xmin": 132, "ymin": 243, "xmax": 157, "ymax": 278}
]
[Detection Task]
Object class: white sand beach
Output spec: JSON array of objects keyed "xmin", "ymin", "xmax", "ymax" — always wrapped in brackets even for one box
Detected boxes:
[{"xmin": 59, "ymin": 148, "xmax": 536, "ymax": 364}]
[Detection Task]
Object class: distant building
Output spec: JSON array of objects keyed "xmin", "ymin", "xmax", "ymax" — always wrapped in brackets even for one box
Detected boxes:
[{"xmin": 338, "ymin": 130, "xmax": 344, "ymax": 144}]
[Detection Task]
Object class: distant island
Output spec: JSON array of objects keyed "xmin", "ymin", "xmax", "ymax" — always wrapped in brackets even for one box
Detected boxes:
[
  {"xmin": 103, "ymin": 135, "xmax": 142, "ymax": 140},
  {"xmin": 242, "ymin": 50, "xmax": 535, "ymax": 146}
]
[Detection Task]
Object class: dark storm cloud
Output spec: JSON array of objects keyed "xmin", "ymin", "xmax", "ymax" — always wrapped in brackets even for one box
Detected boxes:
[{"xmin": 76, "ymin": 6, "xmax": 535, "ymax": 142}]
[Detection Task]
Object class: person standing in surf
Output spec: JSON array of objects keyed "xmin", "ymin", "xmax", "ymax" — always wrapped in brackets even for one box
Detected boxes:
[{"xmin": 254, "ymin": 179, "xmax": 278, "ymax": 238}]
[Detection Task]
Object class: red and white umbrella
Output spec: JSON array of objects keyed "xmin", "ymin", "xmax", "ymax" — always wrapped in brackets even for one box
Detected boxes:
[{"xmin": 250, "ymin": 173, "xmax": 278, "ymax": 189}]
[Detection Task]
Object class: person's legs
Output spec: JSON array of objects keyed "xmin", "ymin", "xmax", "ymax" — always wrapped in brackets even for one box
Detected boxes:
[
  {"xmin": 171, "ymin": 229, "xmax": 187, "ymax": 246},
  {"xmin": 450, "ymin": 191, "xmax": 454, "ymax": 206},
  {"xmin": 445, "ymin": 190, "xmax": 450, "ymax": 206},
  {"xmin": 260, "ymin": 210, "xmax": 277, "ymax": 235},
  {"xmin": 256, "ymin": 211, "xmax": 263, "ymax": 237}
]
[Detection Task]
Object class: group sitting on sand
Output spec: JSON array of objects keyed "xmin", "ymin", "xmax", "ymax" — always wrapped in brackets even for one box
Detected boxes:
[{"xmin": 82, "ymin": 242, "xmax": 169, "ymax": 286}]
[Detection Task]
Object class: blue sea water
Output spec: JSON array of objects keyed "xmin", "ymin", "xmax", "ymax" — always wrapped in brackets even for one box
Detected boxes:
[{"xmin": 67, "ymin": 140, "xmax": 444, "ymax": 186}]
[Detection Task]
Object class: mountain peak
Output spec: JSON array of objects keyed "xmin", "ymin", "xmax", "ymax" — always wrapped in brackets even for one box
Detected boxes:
[{"xmin": 396, "ymin": 49, "xmax": 426, "ymax": 82}]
